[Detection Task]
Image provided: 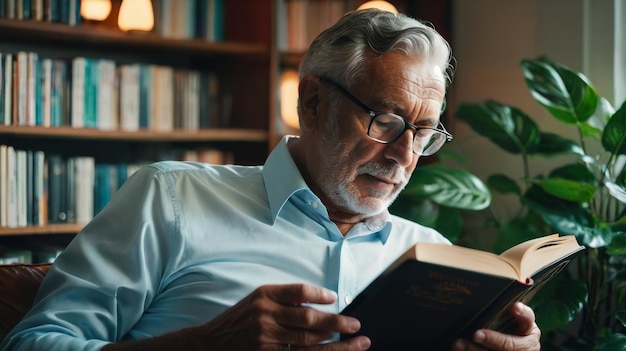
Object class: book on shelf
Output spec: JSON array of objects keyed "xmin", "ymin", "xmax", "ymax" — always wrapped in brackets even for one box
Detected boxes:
[
  {"xmin": 340, "ymin": 234, "xmax": 584, "ymax": 350},
  {"xmin": 0, "ymin": 246, "xmax": 32, "ymax": 264},
  {"xmin": 0, "ymin": 145, "xmax": 7, "ymax": 226},
  {"xmin": 278, "ymin": 0, "xmax": 346, "ymax": 51},
  {"xmin": 1, "ymin": 50, "xmax": 222, "ymax": 131},
  {"xmin": 0, "ymin": 243, "xmax": 64, "ymax": 264},
  {"xmin": 154, "ymin": 0, "xmax": 224, "ymax": 41}
]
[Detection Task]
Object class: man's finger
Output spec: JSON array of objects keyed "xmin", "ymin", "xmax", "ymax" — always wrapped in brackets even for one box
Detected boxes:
[
  {"xmin": 260, "ymin": 284, "xmax": 338, "ymax": 306},
  {"xmin": 510, "ymin": 302, "xmax": 537, "ymax": 334}
]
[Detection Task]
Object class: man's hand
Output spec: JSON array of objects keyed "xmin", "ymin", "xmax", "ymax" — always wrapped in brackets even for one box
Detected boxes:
[
  {"xmin": 452, "ymin": 302, "xmax": 541, "ymax": 351},
  {"xmin": 105, "ymin": 284, "xmax": 371, "ymax": 351},
  {"xmin": 194, "ymin": 283, "xmax": 371, "ymax": 350}
]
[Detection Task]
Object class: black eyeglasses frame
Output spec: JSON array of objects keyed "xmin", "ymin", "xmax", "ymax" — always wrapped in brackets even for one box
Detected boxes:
[{"xmin": 319, "ymin": 77, "xmax": 453, "ymax": 155}]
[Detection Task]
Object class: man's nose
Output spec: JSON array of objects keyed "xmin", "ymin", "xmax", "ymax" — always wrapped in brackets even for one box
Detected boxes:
[{"xmin": 383, "ymin": 129, "xmax": 415, "ymax": 166}]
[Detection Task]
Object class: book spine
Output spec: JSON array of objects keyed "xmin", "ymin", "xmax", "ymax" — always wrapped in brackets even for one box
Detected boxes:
[
  {"xmin": 26, "ymin": 150, "xmax": 33, "ymax": 225},
  {"xmin": 16, "ymin": 149, "xmax": 27, "ymax": 227},
  {"xmin": 0, "ymin": 53, "xmax": 6, "ymax": 126},
  {"xmin": 6, "ymin": 145, "xmax": 17, "ymax": 227},
  {"xmin": 3, "ymin": 54, "xmax": 13, "ymax": 125},
  {"xmin": 41, "ymin": 58, "xmax": 52, "ymax": 127},
  {"xmin": 26, "ymin": 52, "xmax": 37, "ymax": 126},
  {"xmin": 0, "ymin": 144, "xmax": 7, "ymax": 227},
  {"xmin": 16, "ymin": 51, "xmax": 27, "ymax": 126},
  {"xmin": 119, "ymin": 64, "xmax": 140, "ymax": 131},
  {"xmin": 71, "ymin": 57, "xmax": 85, "ymax": 128}
]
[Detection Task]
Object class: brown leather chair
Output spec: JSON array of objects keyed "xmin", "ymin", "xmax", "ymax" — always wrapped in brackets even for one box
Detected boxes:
[{"xmin": 0, "ymin": 263, "xmax": 51, "ymax": 342}]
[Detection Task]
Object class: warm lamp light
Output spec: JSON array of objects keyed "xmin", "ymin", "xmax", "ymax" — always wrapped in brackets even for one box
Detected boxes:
[
  {"xmin": 117, "ymin": 0, "xmax": 154, "ymax": 32},
  {"xmin": 80, "ymin": 0, "xmax": 112, "ymax": 21},
  {"xmin": 280, "ymin": 70, "xmax": 300, "ymax": 130},
  {"xmin": 357, "ymin": 1, "xmax": 398, "ymax": 13}
]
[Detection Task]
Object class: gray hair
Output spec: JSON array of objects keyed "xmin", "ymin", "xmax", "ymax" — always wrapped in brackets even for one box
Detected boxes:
[{"xmin": 299, "ymin": 9, "xmax": 454, "ymax": 88}]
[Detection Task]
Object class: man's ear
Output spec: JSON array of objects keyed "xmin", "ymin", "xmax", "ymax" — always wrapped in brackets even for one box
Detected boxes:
[{"xmin": 298, "ymin": 76, "xmax": 321, "ymax": 131}]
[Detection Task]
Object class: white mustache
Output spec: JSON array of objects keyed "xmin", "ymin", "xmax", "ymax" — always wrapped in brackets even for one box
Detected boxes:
[{"xmin": 357, "ymin": 164, "xmax": 407, "ymax": 184}]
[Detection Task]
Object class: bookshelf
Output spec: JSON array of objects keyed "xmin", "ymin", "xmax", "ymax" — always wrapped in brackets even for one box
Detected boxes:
[{"xmin": 0, "ymin": 0, "xmax": 277, "ymax": 261}]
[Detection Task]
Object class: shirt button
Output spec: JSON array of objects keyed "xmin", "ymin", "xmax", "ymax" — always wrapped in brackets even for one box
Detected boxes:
[
  {"xmin": 311, "ymin": 201, "xmax": 318, "ymax": 209},
  {"xmin": 344, "ymin": 295, "xmax": 353, "ymax": 305}
]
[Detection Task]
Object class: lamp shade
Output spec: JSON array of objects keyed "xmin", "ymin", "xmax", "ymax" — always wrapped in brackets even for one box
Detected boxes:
[
  {"xmin": 357, "ymin": 1, "xmax": 398, "ymax": 13},
  {"xmin": 117, "ymin": 0, "xmax": 154, "ymax": 32},
  {"xmin": 80, "ymin": 0, "xmax": 112, "ymax": 21},
  {"xmin": 280, "ymin": 70, "xmax": 300, "ymax": 130}
]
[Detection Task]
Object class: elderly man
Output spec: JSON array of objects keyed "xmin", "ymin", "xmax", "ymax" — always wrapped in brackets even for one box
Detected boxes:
[{"xmin": 2, "ymin": 9, "xmax": 540, "ymax": 351}]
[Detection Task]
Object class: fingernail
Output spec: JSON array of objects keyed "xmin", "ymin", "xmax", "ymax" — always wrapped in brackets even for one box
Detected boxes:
[
  {"xmin": 474, "ymin": 330, "xmax": 486, "ymax": 343},
  {"xmin": 324, "ymin": 289, "xmax": 337, "ymax": 300},
  {"xmin": 358, "ymin": 336, "xmax": 371, "ymax": 349},
  {"xmin": 348, "ymin": 318, "xmax": 361, "ymax": 332}
]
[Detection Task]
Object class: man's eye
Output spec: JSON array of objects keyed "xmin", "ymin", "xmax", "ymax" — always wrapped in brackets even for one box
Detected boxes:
[
  {"xmin": 373, "ymin": 119, "xmax": 395, "ymax": 131},
  {"xmin": 415, "ymin": 128, "xmax": 435, "ymax": 138}
]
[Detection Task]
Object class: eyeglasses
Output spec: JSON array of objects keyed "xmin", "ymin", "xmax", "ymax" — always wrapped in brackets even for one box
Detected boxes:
[{"xmin": 320, "ymin": 78, "xmax": 453, "ymax": 156}]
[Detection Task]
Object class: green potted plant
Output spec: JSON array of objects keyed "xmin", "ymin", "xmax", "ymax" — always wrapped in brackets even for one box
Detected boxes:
[{"xmin": 453, "ymin": 57, "xmax": 626, "ymax": 350}]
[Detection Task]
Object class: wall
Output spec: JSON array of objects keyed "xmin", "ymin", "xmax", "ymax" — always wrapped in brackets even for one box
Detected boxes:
[{"xmin": 447, "ymin": 0, "xmax": 621, "ymax": 224}]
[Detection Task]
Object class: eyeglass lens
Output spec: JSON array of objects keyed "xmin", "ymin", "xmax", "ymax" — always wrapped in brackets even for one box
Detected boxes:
[{"xmin": 368, "ymin": 114, "xmax": 447, "ymax": 156}]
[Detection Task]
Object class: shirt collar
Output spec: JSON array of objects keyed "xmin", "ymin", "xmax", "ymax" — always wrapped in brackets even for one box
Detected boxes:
[
  {"xmin": 263, "ymin": 136, "xmax": 392, "ymax": 243},
  {"xmin": 263, "ymin": 136, "xmax": 309, "ymax": 224}
]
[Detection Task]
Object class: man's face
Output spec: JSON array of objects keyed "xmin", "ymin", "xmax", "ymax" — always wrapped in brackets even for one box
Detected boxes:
[{"xmin": 312, "ymin": 52, "xmax": 446, "ymax": 218}]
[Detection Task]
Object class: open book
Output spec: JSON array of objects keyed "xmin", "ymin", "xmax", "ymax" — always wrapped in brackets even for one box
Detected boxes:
[{"xmin": 340, "ymin": 234, "xmax": 584, "ymax": 350}]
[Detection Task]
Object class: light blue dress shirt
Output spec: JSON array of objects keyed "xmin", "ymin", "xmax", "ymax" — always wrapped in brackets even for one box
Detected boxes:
[{"xmin": 1, "ymin": 136, "xmax": 449, "ymax": 351}]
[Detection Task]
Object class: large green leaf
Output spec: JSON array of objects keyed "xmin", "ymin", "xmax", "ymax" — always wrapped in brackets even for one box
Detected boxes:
[
  {"xmin": 531, "ymin": 132, "xmax": 585, "ymax": 156},
  {"xmin": 530, "ymin": 275, "xmax": 587, "ymax": 332},
  {"xmin": 581, "ymin": 97, "xmax": 615, "ymax": 139},
  {"xmin": 523, "ymin": 186, "xmax": 612, "ymax": 247},
  {"xmin": 534, "ymin": 164, "xmax": 599, "ymax": 202},
  {"xmin": 456, "ymin": 101, "xmax": 540, "ymax": 154},
  {"xmin": 402, "ymin": 164, "xmax": 491, "ymax": 210},
  {"xmin": 602, "ymin": 100, "xmax": 626, "ymax": 155},
  {"xmin": 606, "ymin": 182, "xmax": 626, "ymax": 204},
  {"xmin": 487, "ymin": 174, "xmax": 521, "ymax": 196},
  {"xmin": 550, "ymin": 163, "xmax": 598, "ymax": 183},
  {"xmin": 536, "ymin": 177, "xmax": 598, "ymax": 202},
  {"xmin": 521, "ymin": 58, "xmax": 599, "ymax": 124}
]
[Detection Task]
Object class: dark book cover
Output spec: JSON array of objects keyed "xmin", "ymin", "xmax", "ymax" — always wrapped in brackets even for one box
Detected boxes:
[
  {"xmin": 340, "ymin": 246, "xmax": 582, "ymax": 351},
  {"xmin": 341, "ymin": 261, "xmax": 525, "ymax": 350}
]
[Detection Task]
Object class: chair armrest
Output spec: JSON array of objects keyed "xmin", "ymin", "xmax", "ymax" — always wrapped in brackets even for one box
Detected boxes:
[{"xmin": 0, "ymin": 263, "xmax": 51, "ymax": 342}]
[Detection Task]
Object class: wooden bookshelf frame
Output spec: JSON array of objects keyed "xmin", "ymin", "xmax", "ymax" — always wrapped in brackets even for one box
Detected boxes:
[
  {"xmin": 0, "ymin": 2, "xmax": 276, "ymax": 243},
  {"xmin": 0, "ymin": 19, "xmax": 269, "ymax": 61},
  {"xmin": 0, "ymin": 126, "xmax": 268, "ymax": 143},
  {"xmin": 0, "ymin": 224, "xmax": 83, "ymax": 237}
]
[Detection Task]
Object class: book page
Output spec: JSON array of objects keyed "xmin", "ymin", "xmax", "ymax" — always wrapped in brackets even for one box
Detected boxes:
[
  {"xmin": 396, "ymin": 243, "xmax": 522, "ymax": 280},
  {"xmin": 499, "ymin": 234, "xmax": 583, "ymax": 278}
]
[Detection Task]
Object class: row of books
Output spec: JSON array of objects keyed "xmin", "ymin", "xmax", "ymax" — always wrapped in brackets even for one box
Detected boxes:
[
  {"xmin": 0, "ymin": 0, "xmax": 225, "ymax": 42},
  {"xmin": 0, "ymin": 0, "xmax": 81, "ymax": 25},
  {"xmin": 0, "ymin": 244, "xmax": 63, "ymax": 264},
  {"xmin": 0, "ymin": 144, "xmax": 234, "ymax": 229},
  {"xmin": 277, "ymin": 0, "xmax": 348, "ymax": 51},
  {"xmin": 0, "ymin": 51, "xmax": 225, "ymax": 131},
  {"xmin": 154, "ymin": 0, "xmax": 225, "ymax": 41}
]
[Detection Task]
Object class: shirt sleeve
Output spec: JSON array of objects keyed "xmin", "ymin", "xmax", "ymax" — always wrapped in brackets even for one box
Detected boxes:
[{"xmin": 1, "ymin": 165, "xmax": 179, "ymax": 351}]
